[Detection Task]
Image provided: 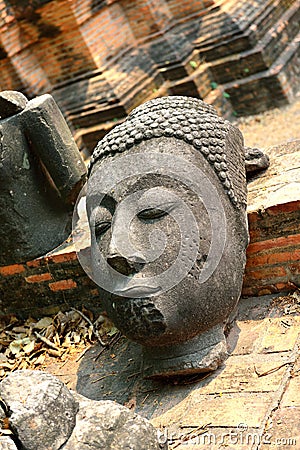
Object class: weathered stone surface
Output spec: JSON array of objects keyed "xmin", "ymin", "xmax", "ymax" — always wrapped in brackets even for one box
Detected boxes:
[
  {"xmin": 0, "ymin": 436, "xmax": 18, "ymax": 450},
  {"xmin": 84, "ymin": 96, "xmax": 249, "ymax": 377},
  {"xmin": 247, "ymin": 140, "xmax": 300, "ymax": 213},
  {"xmin": 0, "ymin": 90, "xmax": 28, "ymax": 118},
  {"xmin": 0, "ymin": 91, "xmax": 87, "ymax": 266},
  {"xmin": 245, "ymin": 146, "xmax": 270, "ymax": 177},
  {"xmin": 0, "ymin": 370, "xmax": 78, "ymax": 450},
  {"xmin": 259, "ymin": 316, "xmax": 300, "ymax": 353},
  {"xmin": 63, "ymin": 392, "xmax": 166, "ymax": 449},
  {"xmin": 0, "ymin": 370, "xmax": 166, "ymax": 450},
  {"xmin": 151, "ymin": 392, "xmax": 274, "ymax": 429}
]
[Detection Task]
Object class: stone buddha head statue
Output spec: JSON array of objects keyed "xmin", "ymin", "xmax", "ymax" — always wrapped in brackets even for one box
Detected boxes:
[{"xmin": 85, "ymin": 96, "xmax": 249, "ymax": 378}]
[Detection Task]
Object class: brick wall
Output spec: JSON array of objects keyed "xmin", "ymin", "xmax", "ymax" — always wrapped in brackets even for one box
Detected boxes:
[
  {"xmin": 1, "ymin": 0, "xmax": 299, "ymax": 138},
  {"xmin": 242, "ymin": 140, "xmax": 300, "ymax": 297},
  {"xmin": 74, "ymin": 2, "xmax": 136, "ymax": 67},
  {"xmin": 165, "ymin": 0, "xmax": 214, "ymax": 20},
  {"xmin": 120, "ymin": 0, "xmax": 171, "ymax": 40},
  {"xmin": 2, "ymin": 140, "xmax": 298, "ymax": 318},
  {"xmin": 0, "ymin": 251, "xmax": 102, "ymax": 318},
  {"xmin": 243, "ymin": 202, "xmax": 300, "ymax": 297}
]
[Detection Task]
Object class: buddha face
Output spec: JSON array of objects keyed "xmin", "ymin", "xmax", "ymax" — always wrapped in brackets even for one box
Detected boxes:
[{"xmin": 86, "ymin": 137, "xmax": 248, "ymax": 348}]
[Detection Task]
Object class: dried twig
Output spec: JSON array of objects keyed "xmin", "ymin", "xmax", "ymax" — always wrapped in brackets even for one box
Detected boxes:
[
  {"xmin": 34, "ymin": 331, "xmax": 60, "ymax": 352},
  {"xmin": 254, "ymin": 361, "xmax": 292, "ymax": 377},
  {"xmin": 94, "ymin": 332, "xmax": 122, "ymax": 361},
  {"xmin": 71, "ymin": 308, "xmax": 107, "ymax": 347},
  {"xmin": 91, "ymin": 372, "xmax": 117, "ymax": 384},
  {"xmin": 75, "ymin": 345, "xmax": 91, "ymax": 362},
  {"xmin": 171, "ymin": 424, "xmax": 209, "ymax": 449}
]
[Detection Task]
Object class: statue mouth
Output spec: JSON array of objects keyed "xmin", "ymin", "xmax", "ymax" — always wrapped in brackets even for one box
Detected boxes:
[{"xmin": 114, "ymin": 285, "xmax": 161, "ymax": 297}]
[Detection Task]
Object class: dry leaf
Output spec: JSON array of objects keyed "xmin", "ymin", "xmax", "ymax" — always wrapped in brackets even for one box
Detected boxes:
[
  {"xmin": 33, "ymin": 317, "xmax": 53, "ymax": 329},
  {"xmin": 9, "ymin": 338, "xmax": 31, "ymax": 356},
  {"xmin": 23, "ymin": 340, "xmax": 35, "ymax": 355}
]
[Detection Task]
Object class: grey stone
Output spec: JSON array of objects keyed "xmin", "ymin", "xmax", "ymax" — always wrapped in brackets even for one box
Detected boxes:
[
  {"xmin": 0, "ymin": 91, "xmax": 87, "ymax": 265},
  {"xmin": 245, "ymin": 146, "xmax": 270, "ymax": 177},
  {"xmin": 0, "ymin": 90, "xmax": 28, "ymax": 118},
  {"xmin": 63, "ymin": 392, "xmax": 166, "ymax": 450},
  {"xmin": 83, "ymin": 96, "xmax": 249, "ymax": 377},
  {"xmin": 0, "ymin": 436, "xmax": 18, "ymax": 450},
  {"xmin": 0, "ymin": 370, "xmax": 78, "ymax": 450}
]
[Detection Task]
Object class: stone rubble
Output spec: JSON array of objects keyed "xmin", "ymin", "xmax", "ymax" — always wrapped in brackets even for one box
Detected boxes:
[{"xmin": 0, "ymin": 370, "xmax": 166, "ymax": 450}]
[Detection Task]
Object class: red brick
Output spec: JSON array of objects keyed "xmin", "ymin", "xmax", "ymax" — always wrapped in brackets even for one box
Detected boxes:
[
  {"xmin": 246, "ymin": 249, "xmax": 300, "ymax": 267},
  {"xmin": 0, "ymin": 264, "xmax": 26, "ymax": 276},
  {"xmin": 245, "ymin": 266, "xmax": 287, "ymax": 281},
  {"xmin": 247, "ymin": 211, "xmax": 260, "ymax": 223},
  {"xmin": 247, "ymin": 234, "xmax": 300, "ymax": 255},
  {"xmin": 25, "ymin": 273, "xmax": 52, "ymax": 283},
  {"xmin": 267, "ymin": 200, "xmax": 300, "ymax": 215},
  {"xmin": 47, "ymin": 252, "xmax": 78, "ymax": 264},
  {"xmin": 275, "ymin": 282, "xmax": 290, "ymax": 290},
  {"xmin": 26, "ymin": 259, "xmax": 44, "ymax": 268},
  {"xmin": 49, "ymin": 279, "xmax": 77, "ymax": 291}
]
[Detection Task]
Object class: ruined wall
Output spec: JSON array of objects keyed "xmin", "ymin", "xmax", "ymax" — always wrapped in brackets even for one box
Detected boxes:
[{"xmin": 1, "ymin": 0, "xmax": 299, "ymax": 151}]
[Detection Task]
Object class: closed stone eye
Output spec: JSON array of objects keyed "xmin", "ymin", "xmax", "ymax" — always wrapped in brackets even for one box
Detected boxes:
[
  {"xmin": 94, "ymin": 221, "xmax": 111, "ymax": 236},
  {"xmin": 137, "ymin": 208, "xmax": 168, "ymax": 220}
]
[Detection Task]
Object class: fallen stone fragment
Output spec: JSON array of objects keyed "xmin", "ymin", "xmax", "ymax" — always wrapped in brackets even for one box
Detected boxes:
[
  {"xmin": 0, "ymin": 370, "xmax": 78, "ymax": 450},
  {"xmin": 0, "ymin": 371, "xmax": 166, "ymax": 450},
  {"xmin": 63, "ymin": 392, "xmax": 166, "ymax": 450}
]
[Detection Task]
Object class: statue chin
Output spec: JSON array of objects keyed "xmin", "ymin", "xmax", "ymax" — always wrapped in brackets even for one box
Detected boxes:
[{"xmin": 86, "ymin": 96, "xmax": 249, "ymax": 378}]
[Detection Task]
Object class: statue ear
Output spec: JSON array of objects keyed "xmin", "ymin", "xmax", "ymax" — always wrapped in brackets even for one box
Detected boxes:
[
  {"xmin": 244, "ymin": 146, "xmax": 270, "ymax": 179},
  {"xmin": 22, "ymin": 94, "xmax": 87, "ymax": 205}
]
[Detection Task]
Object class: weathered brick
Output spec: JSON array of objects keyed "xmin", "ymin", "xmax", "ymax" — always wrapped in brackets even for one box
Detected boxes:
[
  {"xmin": 46, "ymin": 252, "xmax": 78, "ymax": 264},
  {"xmin": 49, "ymin": 279, "xmax": 77, "ymax": 291},
  {"xmin": 247, "ymin": 234, "xmax": 300, "ymax": 255},
  {"xmin": 0, "ymin": 264, "xmax": 26, "ymax": 276},
  {"xmin": 25, "ymin": 273, "xmax": 52, "ymax": 283},
  {"xmin": 245, "ymin": 266, "xmax": 287, "ymax": 281},
  {"xmin": 246, "ymin": 249, "xmax": 300, "ymax": 268}
]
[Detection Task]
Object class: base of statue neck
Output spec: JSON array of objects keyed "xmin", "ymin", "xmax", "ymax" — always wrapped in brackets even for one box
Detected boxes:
[{"xmin": 142, "ymin": 324, "xmax": 227, "ymax": 379}]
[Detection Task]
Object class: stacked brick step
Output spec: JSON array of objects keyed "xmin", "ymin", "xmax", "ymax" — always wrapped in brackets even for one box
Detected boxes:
[
  {"xmin": 199, "ymin": 0, "xmax": 300, "ymax": 115},
  {"xmin": 207, "ymin": 3, "xmax": 300, "ymax": 85},
  {"xmin": 1, "ymin": 0, "xmax": 300, "ymax": 154},
  {"xmin": 222, "ymin": 33, "xmax": 300, "ymax": 116},
  {"xmin": 194, "ymin": 0, "xmax": 295, "ymax": 60}
]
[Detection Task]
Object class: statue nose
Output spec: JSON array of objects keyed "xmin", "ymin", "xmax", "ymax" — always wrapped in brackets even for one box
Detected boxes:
[{"xmin": 107, "ymin": 254, "xmax": 145, "ymax": 276}]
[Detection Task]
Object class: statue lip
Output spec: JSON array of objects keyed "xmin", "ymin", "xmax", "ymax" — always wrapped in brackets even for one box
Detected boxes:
[{"xmin": 114, "ymin": 285, "xmax": 161, "ymax": 296}]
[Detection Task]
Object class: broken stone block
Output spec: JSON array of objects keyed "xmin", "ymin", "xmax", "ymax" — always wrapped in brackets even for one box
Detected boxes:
[
  {"xmin": 0, "ymin": 90, "xmax": 87, "ymax": 266},
  {"xmin": 0, "ymin": 370, "xmax": 78, "ymax": 450},
  {"xmin": 63, "ymin": 392, "xmax": 166, "ymax": 450}
]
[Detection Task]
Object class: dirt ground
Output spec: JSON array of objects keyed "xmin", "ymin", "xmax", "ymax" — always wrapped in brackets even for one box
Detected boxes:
[{"xmin": 235, "ymin": 93, "xmax": 300, "ymax": 149}]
